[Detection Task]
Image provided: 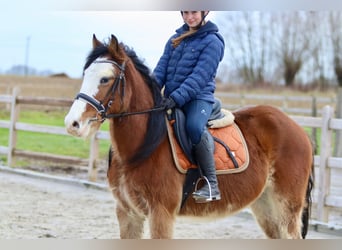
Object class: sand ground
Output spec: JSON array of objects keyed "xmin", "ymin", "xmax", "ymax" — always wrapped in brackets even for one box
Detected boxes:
[{"xmin": 0, "ymin": 169, "xmax": 340, "ymax": 239}]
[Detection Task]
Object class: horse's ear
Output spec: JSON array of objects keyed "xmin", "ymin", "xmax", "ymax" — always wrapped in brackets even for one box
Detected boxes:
[
  {"xmin": 109, "ymin": 34, "xmax": 120, "ymax": 54},
  {"xmin": 92, "ymin": 34, "xmax": 103, "ymax": 48}
]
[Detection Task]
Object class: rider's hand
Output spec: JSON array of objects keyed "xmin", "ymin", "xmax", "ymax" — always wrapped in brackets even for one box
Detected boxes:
[{"xmin": 161, "ymin": 97, "xmax": 176, "ymax": 110}]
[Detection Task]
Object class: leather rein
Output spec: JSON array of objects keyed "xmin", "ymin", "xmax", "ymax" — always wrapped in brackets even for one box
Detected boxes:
[{"xmin": 75, "ymin": 59, "xmax": 165, "ymax": 122}]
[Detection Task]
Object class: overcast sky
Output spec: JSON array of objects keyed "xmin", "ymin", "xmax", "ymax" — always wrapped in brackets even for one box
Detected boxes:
[
  {"xmin": 0, "ymin": 11, "xmax": 194, "ymax": 78},
  {"xmin": 1, "ymin": 0, "xmax": 341, "ymax": 79}
]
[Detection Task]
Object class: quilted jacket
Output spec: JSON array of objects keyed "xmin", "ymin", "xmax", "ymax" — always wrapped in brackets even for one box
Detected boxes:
[{"xmin": 153, "ymin": 21, "xmax": 225, "ymax": 107}]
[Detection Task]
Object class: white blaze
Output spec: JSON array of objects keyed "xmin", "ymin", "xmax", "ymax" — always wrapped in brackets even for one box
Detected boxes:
[{"xmin": 64, "ymin": 57, "xmax": 115, "ymax": 138}]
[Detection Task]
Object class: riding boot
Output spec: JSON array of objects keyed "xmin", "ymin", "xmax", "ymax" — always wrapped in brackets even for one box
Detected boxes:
[{"xmin": 192, "ymin": 129, "xmax": 221, "ymax": 203}]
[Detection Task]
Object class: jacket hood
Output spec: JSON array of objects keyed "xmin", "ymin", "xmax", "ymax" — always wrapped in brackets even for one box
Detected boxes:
[
  {"xmin": 175, "ymin": 21, "xmax": 225, "ymax": 46},
  {"xmin": 177, "ymin": 20, "xmax": 216, "ymax": 33}
]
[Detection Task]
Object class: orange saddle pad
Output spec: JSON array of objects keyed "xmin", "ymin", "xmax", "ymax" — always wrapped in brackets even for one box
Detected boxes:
[{"xmin": 167, "ymin": 121, "xmax": 250, "ymax": 175}]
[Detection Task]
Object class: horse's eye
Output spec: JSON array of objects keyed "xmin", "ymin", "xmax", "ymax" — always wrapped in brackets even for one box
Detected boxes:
[{"xmin": 100, "ymin": 77, "xmax": 110, "ymax": 84}]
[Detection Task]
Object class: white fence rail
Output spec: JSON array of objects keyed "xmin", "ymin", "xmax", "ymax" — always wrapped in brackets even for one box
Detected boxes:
[
  {"xmin": 290, "ymin": 107, "xmax": 342, "ymax": 222},
  {"xmin": 0, "ymin": 87, "xmax": 341, "ymax": 224}
]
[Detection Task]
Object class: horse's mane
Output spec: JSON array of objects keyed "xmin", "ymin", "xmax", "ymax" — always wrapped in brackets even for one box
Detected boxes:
[
  {"xmin": 122, "ymin": 45, "xmax": 167, "ymax": 164},
  {"xmin": 84, "ymin": 41, "xmax": 167, "ymax": 165}
]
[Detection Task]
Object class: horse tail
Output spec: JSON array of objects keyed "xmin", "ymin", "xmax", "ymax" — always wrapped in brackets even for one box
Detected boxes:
[{"xmin": 301, "ymin": 142, "xmax": 315, "ymax": 239}]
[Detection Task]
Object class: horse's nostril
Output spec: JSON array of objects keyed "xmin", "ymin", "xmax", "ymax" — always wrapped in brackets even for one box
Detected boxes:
[{"xmin": 72, "ymin": 121, "xmax": 80, "ymax": 129}]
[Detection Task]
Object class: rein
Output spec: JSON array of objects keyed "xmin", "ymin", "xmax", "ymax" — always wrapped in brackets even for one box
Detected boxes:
[{"xmin": 75, "ymin": 59, "xmax": 165, "ymax": 122}]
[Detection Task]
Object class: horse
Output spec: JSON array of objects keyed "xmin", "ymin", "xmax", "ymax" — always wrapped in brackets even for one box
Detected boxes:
[{"xmin": 64, "ymin": 35, "xmax": 314, "ymax": 239}]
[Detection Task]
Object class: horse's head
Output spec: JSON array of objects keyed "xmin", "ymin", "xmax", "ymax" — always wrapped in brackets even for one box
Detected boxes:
[
  {"xmin": 65, "ymin": 34, "xmax": 167, "ymax": 164},
  {"xmin": 65, "ymin": 34, "xmax": 129, "ymax": 138}
]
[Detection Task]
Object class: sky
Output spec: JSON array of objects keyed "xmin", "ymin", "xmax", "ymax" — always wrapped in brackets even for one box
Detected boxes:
[
  {"xmin": 1, "ymin": 0, "xmax": 340, "ymax": 79},
  {"xmin": 0, "ymin": 11, "xmax": 187, "ymax": 78}
]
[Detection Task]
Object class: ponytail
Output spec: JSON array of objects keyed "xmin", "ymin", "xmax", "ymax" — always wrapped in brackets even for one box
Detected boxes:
[
  {"xmin": 171, "ymin": 29, "xmax": 197, "ymax": 48},
  {"xmin": 172, "ymin": 11, "xmax": 208, "ymax": 48}
]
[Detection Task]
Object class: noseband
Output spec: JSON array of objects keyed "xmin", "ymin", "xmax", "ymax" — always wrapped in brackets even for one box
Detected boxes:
[{"xmin": 75, "ymin": 59, "xmax": 164, "ymax": 122}]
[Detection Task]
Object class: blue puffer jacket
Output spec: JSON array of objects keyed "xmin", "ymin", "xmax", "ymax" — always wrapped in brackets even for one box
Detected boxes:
[{"xmin": 153, "ymin": 21, "xmax": 225, "ymax": 107}]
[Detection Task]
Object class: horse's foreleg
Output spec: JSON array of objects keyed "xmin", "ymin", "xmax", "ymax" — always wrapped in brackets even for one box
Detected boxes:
[
  {"xmin": 116, "ymin": 205, "xmax": 145, "ymax": 239},
  {"xmin": 148, "ymin": 205, "xmax": 175, "ymax": 239}
]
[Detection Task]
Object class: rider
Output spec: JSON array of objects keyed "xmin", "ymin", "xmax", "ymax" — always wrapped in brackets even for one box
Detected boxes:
[{"xmin": 153, "ymin": 11, "xmax": 225, "ymax": 203}]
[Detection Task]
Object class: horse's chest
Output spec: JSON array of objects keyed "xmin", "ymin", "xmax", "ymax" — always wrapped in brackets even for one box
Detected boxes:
[{"xmin": 112, "ymin": 174, "xmax": 148, "ymax": 216}]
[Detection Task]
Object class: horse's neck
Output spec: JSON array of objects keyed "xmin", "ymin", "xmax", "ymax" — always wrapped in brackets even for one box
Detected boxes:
[
  {"xmin": 109, "ymin": 68, "xmax": 153, "ymax": 164},
  {"xmin": 110, "ymin": 115, "xmax": 147, "ymax": 153}
]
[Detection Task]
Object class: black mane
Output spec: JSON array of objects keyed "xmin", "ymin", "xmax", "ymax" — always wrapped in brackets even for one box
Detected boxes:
[
  {"xmin": 85, "ymin": 41, "xmax": 167, "ymax": 165},
  {"xmin": 121, "ymin": 45, "xmax": 167, "ymax": 164},
  {"xmin": 84, "ymin": 45, "xmax": 109, "ymax": 71}
]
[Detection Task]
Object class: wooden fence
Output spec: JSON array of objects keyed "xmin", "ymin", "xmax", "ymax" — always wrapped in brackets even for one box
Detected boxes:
[
  {"xmin": 0, "ymin": 87, "xmax": 341, "ymax": 224},
  {"xmin": 215, "ymin": 92, "xmax": 336, "ymax": 116}
]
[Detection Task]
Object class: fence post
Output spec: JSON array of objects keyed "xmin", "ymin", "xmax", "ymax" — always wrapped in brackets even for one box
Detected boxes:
[
  {"xmin": 334, "ymin": 87, "xmax": 342, "ymax": 157},
  {"xmin": 6, "ymin": 86, "xmax": 11, "ymax": 111},
  {"xmin": 311, "ymin": 96, "xmax": 317, "ymax": 154},
  {"xmin": 316, "ymin": 105, "xmax": 333, "ymax": 222},
  {"xmin": 88, "ymin": 133, "xmax": 99, "ymax": 181},
  {"xmin": 240, "ymin": 92, "xmax": 245, "ymax": 107},
  {"xmin": 7, "ymin": 87, "xmax": 20, "ymax": 167},
  {"xmin": 283, "ymin": 95, "xmax": 288, "ymax": 113}
]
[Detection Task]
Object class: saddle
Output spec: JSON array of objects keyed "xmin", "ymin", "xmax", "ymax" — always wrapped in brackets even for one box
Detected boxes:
[{"xmin": 167, "ymin": 98, "xmax": 249, "ymax": 207}]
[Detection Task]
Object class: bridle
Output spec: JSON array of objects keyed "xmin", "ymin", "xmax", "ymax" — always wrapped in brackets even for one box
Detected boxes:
[{"xmin": 75, "ymin": 59, "xmax": 165, "ymax": 123}]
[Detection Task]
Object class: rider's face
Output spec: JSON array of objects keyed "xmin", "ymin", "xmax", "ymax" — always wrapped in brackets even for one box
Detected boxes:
[{"xmin": 182, "ymin": 11, "xmax": 203, "ymax": 30}]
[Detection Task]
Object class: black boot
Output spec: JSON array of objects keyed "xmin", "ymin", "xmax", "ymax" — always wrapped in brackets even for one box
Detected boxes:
[{"xmin": 192, "ymin": 130, "xmax": 221, "ymax": 203}]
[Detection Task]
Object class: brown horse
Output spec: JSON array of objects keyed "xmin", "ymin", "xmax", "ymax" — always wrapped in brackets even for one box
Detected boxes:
[{"xmin": 64, "ymin": 35, "xmax": 314, "ymax": 239}]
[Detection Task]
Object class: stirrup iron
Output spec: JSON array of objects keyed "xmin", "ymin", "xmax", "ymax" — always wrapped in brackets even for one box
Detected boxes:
[{"xmin": 193, "ymin": 176, "xmax": 220, "ymax": 203}]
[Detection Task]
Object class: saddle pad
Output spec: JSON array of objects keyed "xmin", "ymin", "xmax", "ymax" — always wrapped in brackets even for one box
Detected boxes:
[{"xmin": 167, "ymin": 120, "xmax": 250, "ymax": 175}]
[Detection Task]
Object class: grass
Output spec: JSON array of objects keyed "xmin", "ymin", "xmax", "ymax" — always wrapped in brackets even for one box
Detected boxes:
[
  {"xmin": 0, "ymin": 75, "xmax": 336, "ymax": 167},
  {"xmin": 0, "ymin": 75, "xmax": 105, "ymax": 167},
  {"xmin": 0, "ymin": 108, "xmax": 324, "ymax": 169},
  {"xmin": 0, "ymin": 109, "xmax": 111, "ymax": 166},
  {"xmin": 304, "ymin": 127, "xmax": 322, "ymax": 154}
]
